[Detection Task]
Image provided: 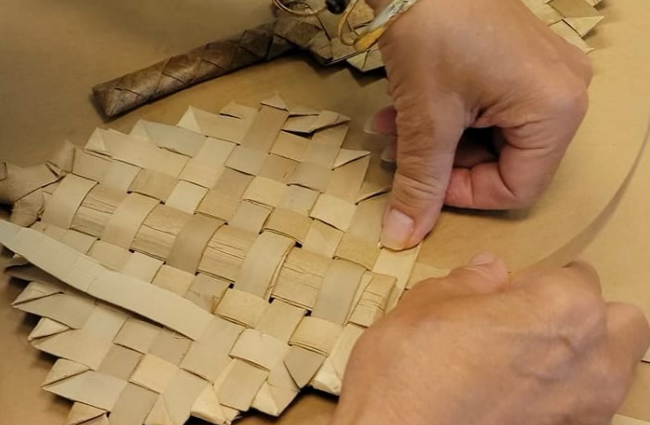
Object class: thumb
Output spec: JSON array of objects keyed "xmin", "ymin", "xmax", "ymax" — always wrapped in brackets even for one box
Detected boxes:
[
  {"xmin": 445, "ymin": 252, "xmax": 511, "ymax": 296},
  {"xmin": 406, "ymin": 252, "xmax": 510, "ymax": 303},
  {"xmin": 380, "ymin": 96, "xmax": 466, "ymax": 250}
]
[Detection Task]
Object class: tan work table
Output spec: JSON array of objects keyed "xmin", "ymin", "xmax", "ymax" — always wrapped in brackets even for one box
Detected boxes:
[{"xmin": 1, "ymin": 0, "xmax": 650, "ymax": 424}]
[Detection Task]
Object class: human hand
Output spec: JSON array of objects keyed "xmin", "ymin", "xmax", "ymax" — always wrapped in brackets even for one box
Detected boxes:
[
  {"xmin": 331, "ymin": 255, "xmax": 650, "ymax": 425},
  {"xmin": 364, "ymin": 0, "xmax": 593, "ymax": 249}
]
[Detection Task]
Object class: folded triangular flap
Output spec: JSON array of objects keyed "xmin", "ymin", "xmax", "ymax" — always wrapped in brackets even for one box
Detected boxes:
[
  {"xmin": 28, "ymin": 317, "xmax": 71, "ymax": 341},
  {"xmin": 565, "ymin": 15, "xmax": 604, "ymax": 37},
  {"xmin": 190, "ymin": 385, "xmax": 227, "ymax": 425},
  {"xmin": 251, "ymin": 383, "xmax": 298, "ymax": 417},
  {"xmin": 66, "ymin": 402, "xmax": 106, "ymax": 425},
  {"xmin": 261, "ymin": 93, "xmax": 289, "ymax": 111},
  {"xmin": 11, "ymin": 280, "xmax": 63, "ymax": 306},
  {"xmin": 283, "ymin": 346, "xmax": 325, "ymax": 389},
  {"xmin": 144, "ymin": 397, "xmax": 174, "ymax": 425},
  {"xmin": 333, "ymin": 149, "xmax": 371, "ymax": 169},
  {"xmin": 43, "ymin": 359, "xmax": 90, "ymax": 386},
  {"xmin": 310, "ymin": 357, "xmax": 341, "ymax": 395},
  {"xmin": 177, "ymin": 107, "xmax": 202, "ymax": 133}
]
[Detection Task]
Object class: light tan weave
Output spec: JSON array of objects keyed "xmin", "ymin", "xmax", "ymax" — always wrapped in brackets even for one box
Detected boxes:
[{"xmin": 0, "ymin": 95, "xmax": 451, "ymax": 425}]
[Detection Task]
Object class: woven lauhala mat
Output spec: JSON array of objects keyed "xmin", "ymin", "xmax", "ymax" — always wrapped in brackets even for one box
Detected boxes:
[{"xmin": 0, "ymin": 95, "xmax": 451, "ymax": 425}]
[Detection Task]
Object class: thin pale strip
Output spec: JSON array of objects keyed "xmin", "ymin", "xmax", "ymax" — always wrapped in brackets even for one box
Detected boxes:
[
  {"xmin": 240, "ymin": 106, "xmax": 289, "ymax": 153},
  {"xmin": 311, "ymin": 260, "xmax": 365, "ymax": 325},
  {"xmin": 102, "ymin": 193, "xmax": 159, "ymax": 249},
  {"xmin": 43, "ymin": 370, "xmax": 127, "ymax": 411},
  {"xmin": 234, "ymin": 232, "xmax": 295, "ymax": 300},
  {"xmin": 166, "ymin": 215, "xmax": 223, "ymax": 274},
  {"xmin": 0, "ymin": 221, "xmax": 213, "ymax": 340},
  {"xmin": 373, "ymin": 244, "xmax": 421, "ymax": 309},
  {"xmin": 41, "ymin": 174, "xmax": 97, "ymax": 229}
]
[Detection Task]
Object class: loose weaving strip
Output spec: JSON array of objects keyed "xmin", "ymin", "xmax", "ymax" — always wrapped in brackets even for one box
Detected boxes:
[{"xmin": 0, "ymin": 222, "xmax": 213, "ymax": 340}]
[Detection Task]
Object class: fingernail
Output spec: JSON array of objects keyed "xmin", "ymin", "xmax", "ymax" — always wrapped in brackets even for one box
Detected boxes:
[
  {"xmin": 469, "ymin": 252, "xmax": 496, "ymax": 266},
  {"xmin": 380, "ymin": 208, "xmax": 414, "ymax": 250},
  {"xmin": 380, "ymin": 144, "xmax": 396, "ymax": 163},
  {"xmin": 363, "ymin": 116, "xmax": 379, "ymax": 135}
]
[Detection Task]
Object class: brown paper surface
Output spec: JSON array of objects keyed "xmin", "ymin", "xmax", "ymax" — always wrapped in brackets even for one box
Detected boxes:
[{"xmin": 2, "ymin": 0, "xmax": 650, "ymax": 423}]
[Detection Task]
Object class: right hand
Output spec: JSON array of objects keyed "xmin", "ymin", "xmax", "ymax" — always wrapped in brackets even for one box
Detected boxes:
[
  {"xmin": 332, "ymin": 256, "xmax": 650, "ymax": 425},
  {"xmin": 364, "ymin": 0, "xmax": 593, "ymax": 250}
]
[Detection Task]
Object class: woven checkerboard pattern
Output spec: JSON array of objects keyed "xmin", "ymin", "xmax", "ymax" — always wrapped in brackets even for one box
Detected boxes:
[{"xmin": 0, "ymin": 95, "xmax": 452, "ymax": 425}]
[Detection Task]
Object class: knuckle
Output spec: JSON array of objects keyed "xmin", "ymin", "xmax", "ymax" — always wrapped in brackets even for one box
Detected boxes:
[
  {"xmin": 598, "ymin": 366, "xmax": 629, "ymax": 413},
  {"xmin": 535, "ymin": 279, "xmax": 576, "ymax": 312},
  {"xmin": 508, "ymin": 187, "xmax": 542, "ymax": 209},
  {"xmin": 534, "ymin": 275, "xmax": 605, "ymax": 327},
  {"xmin": 569, "ymin": 48, "xmax": 594, "ymax": 85},
  {"xmin": 392, "ymin": 164, "xmax": 448, "ymax": 208},
  {"xmin": 578, "ymin": 54, "xmax": 594, "ymax": 84},
  {"xmin": 546, "ymin": 79, "xmax": 589, "ymax": 120}
]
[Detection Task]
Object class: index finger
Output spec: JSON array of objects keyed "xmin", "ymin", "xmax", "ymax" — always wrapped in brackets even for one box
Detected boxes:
[
  {"xmin": 514, "ymin": 260, "xmax": 602, "ymax": 295},
  {"xmin": 444, "ymin": 139, "xmax": 566, "ymax": 210},
  {"xmin": 444, "ymin": 85, "xmax": 587, "ymax": 210}
]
